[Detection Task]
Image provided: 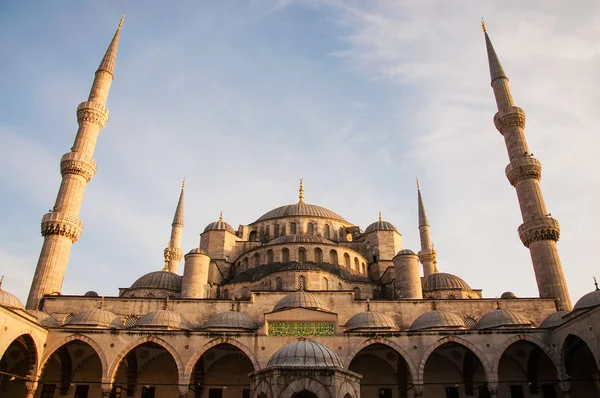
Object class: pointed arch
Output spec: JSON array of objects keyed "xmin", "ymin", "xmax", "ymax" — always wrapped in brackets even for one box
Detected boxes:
[
  {"xmin": 40, "ymin": 334, "xmax": 108, "ymax": 380},
  {"xmin": 558, "ymin": 328, "xmax": 600, "ymax": 375},
  {"xmin": 184, "ymin": 338, "xmax": 260, "ymax": 386},
  {"xmin": 417, "ymin": 336, "xmax": 491, "ymax": 384},
  {"xmin": 107, "ymin": 336, "xmax": 184, "ymax": 385},
  {"xmin": 1, "ymin": 334, "xmax": 38, "ymax": 380},
  {"xmin": 280, "ymin": 377, "xmax": 331, "ymax": 398},
  {"xmin": 337, "ymin": 381, "xmax": 358, "ymax": 398},
  {"xmin": 344, "ymin": 338, "xmax": 417, "ymax": 380}
]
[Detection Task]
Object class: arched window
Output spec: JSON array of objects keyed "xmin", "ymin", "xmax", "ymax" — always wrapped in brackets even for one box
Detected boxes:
[
  {"xmin": 222, "ymin": 289, "xmax": 229, "ymax": 299},
  {"xmin": 298, "ymin": 248, "xmax": 307, "ymax": 262},
  {"xmin": 321, "ymin": 277, "xmax": 328, "ymax": 290},
  {"xmin": 274, "ymin": 223, "xmax": 280, "ymax": 238},
  {"xmin": 249, "ymin": 231, "xmax": 257, "ymax": 242},
  {"xmin": 447, "ymin": 293, "xmax": 457, "ymax": 299},
  {"xmin": 253, "ymin": 253, "xmax": 260, "ymax": 267},
  {"xmin": 242, "ymin": 257, "xmax": 248, "ymax": 271},
  {"xmin": 329, "ymin": 250, "xmax": 338, "ymax": 264},
  {"xmin": 354, "ymin": 257, "xmax": 359, "ymax": 271},
  {"xmin": 290, "ymin": 222, "xmax": 297, "ymax": 234},
  {"xmin": 259, "ymin": 226, "xmax": 265, "ymax": 240},
  {"xmin": 267, "ymin": 250, "xmax": 274, "ymax": 264},
  {"xmin": 339, "ymin": 227, "xmax": 344, "ymax": 240},
  {"xmin": 353, "ymin": 287, "xmax": 361, "ymax": 300},
  {"xmin": 338, "ymin": 283, "xmax": 343, "ymax": 291},
  {"xmin": 362, "ymin": 262, "xmax": 366, "ymax": 274},
  {"xmin": 314, "ymin": 248, "xmax": 323, "ymax": 263},
  {"xmin": 344, "ymin": 253, "xmax": 351, "ymax": 268},
  {"xmin": 282, "ymin": 248, "xmax": 290, "ymax": 262},
  {"xmin": 322, "ymin": 224, "xmax": 330, "ymax": 239},
  {"xmin": 298, "ymin": 275, "xmax": 306, "ymax": 291},
  {"xmin": 276, "ymin": 277, "xmax": 283, "ymax": 291},
  {"xmin": 241, "ymin": 286, "xmax": 251, "ymax": 300},
  {"xmin": 307, "ymin": 222, "xmax": 314, "ymax": 235},
  {"xmin": 125, "ymin": 315, "xmax": 139, "ymax": 328},
  {"xmin": 265, "ymin": 225, "xmax": 270, "ymax": 239}
]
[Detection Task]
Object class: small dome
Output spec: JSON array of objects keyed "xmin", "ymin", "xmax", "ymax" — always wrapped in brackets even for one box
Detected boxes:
[
  {"xmin": 267, "ymin": 340, "xmax": 343, "ymax": 368},
  {"xmin": 396, "ymin": 249, "xmax": 416, "ymax": 256},
  {"xmin": 27, "ymin": 310, "xmax": 59, "ymax": 327},
  {"xmin": 539, "ymin": 311, "xmax": 568, "ymax": 328},
  {"xmin": 423, "ymin": 273, "xmax": 471, "ymax": 291},
  {"xmin": 84, "ymin": 291, "xmax": 99, "ymax": 297},
  {"xmin": 255, "ymin": 203, "xmax": 347, "ymax": 223},
  {"xmin": 410, "ymin": 310, "xmax": 466, "ymax": 331},
  {"xmin": 267, "ymin": 234, "xmax": 335, "ymax": 246},
  {"xmin": 344, "ymin": 311, "xmax": 398, "ymax": 331},
  {"xmin": 187, "ymin": 248, "xmax": 208, "ymax": 255},
  {"xmin": 136, "ymin": 309, "xmax": 190, "ymax": 330},
  {"xmin": 201, "ymin": 310, "xmax": 258, "ymax": 330},
  {"xmin": 273, "ymin": 291, "xmax": 331, "ymax": 312},
  {"xmin": 473, "ymin": 309, "xmax": 534, "ymax": 329},
  {"xmin": 67, "ymin": 308, "xmax": 124, "ymax": 329},
  {"xmin": 0, "ymin": 287, "xmax": 24, "ymax": 309},
  {"xmin": 500, "ymin": 291, "xmax": 517, "ymax": 299},
  {"xmin": 365, "ymin": 220, "xmax": 397, "ymax": 233},
  {"xmin": 130, "ymin": 271, "xmax": 182, "ymax": 291},
  {"xmin": 203, "ymin": 220, "xmax": 235, "ymax": 234},
  {"xmin": 573, "ymin": 289, "xmax": 600, "ymax": 311}
]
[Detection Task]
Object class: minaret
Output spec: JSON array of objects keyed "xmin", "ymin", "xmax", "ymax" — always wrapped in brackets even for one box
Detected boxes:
[
  {"xmin": 416, "ymin": 180, "xmax": 438, "ymax": 277},
  {"xmin": 26, "ymin": 16, "xmax": 124, "ymax": 309},
  {"xmin": 164, "ymin": 179, "xmax": 185, "ymax": 273},
  {"xmin": 483, "ymin": 21, "xmax": 571, "ymax": 310}
]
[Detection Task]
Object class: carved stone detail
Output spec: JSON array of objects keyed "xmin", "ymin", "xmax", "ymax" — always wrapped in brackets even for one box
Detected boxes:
[
  {"xmin": 164, "ymin": 246, "xmax": 184, "ymax": 263},
  {"xmin": 41, "ymin": 212, "xmax": 83, "ymax": 242},
  {"xmin": 494, "ymin": 106, "xmax": 526, "ymax": 133},
  {"xmin": 77, "ymin": 100, "xmax": 109, "ymax": 128},
  {"xmin": 417, "ymin": 251, "xmax": 436, "ymax": 264},
  {"xmin": 60, "ymin": 152, "xmax": 98, "ymax": 182},
  {"xmin": 518, "ymin": 217, "xmax": 560, "ymax": 248},
  {"xmin": 505, "ymin": 156, "xmax": 542, "ymax": 186}
]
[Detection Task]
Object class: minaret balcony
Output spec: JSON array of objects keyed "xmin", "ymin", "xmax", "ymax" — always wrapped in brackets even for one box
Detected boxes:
[
  {"xmin": 77, "ymin": 100, "xmax": 109, "ymax": 127},
  {"xmin": 60, "ymin": 152, "xmax": 98, "ymax": 182},
  {"xmin": 505, "ymin": 156, "xmax": 542, "ymax": 186},
  {"xmin": 518, "ymin": 217, "xmax": 560, "ymax": 248},
  {"xmin": 41, "ymin": 212, "xmax": 83, "ymax": 242},
  {"xmin": 494, "ymin": 106, "xmax": 526, "ymax": 133}
]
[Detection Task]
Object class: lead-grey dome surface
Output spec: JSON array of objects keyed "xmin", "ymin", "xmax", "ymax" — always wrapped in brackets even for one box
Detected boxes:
[
  {"xmin": 539, "ymin": 311, "xmax": 568, "ymax": 328},
  {"xmin": 0, "ymin": 288, "xmax": 24, "ymax": 309},
  {"xmin": 473, "ymin": 309, "xmax": 534, "ymax": 329},
  {"xmin": 67, "ymin": 308, "xmax": 124, "ymax": 329},
  {"xmin": 267, "ymin": 234, "xmax": 336, "ymax": 246},
  {"xmin": 500, "ymin": 291, "xmax": 517, "ymax": 299},
  {"xmin": 28, "ymin": 310, "xmax": 59, "ymax": 327},
  {"xmin": 130, "ymin": 271, "xmax": 182, "ymax": 291},
  {"xmin": 410, "ymin": 310, "xmax": 466, "ymax": 331},
  {"xmin": 136, "ymin": 309, "xmax": 190, "ymax": 330},
  {"xmin": 201, "ymin": 310, "xmax": 258, "ymax": 330},
  {"xmin": 267, "ymin": 340, "xmax": 343, "ymax": 368},
  {"xmin": 423, "ymin": 273, "xmax": 471, "ymax": 291},
  {"xmin": 255, "ymin": 203, "xmax": 348, "ymax": 223},
  {"xmin": 365, "ymin": 220, "xmax": 398, "ymax": 233},
  {"xmin": 344, "ymin": 311, "xmax": 399, "ymax": 331},
  {"xmin": 203, "ymin": 220, "xmax": 236, "ymax": 234},
  {"xmin": 573, "ymin": 289, "xmax": 600, "ymax": 311},
  {"xmin": 273, "ymin": 291, "xmax": 331, "ymax": 312}
]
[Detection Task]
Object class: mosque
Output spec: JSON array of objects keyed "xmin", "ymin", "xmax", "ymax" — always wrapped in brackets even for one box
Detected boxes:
[{"xmin": 1, "ymin": 16, "xmax": 599, "ymax": 398}]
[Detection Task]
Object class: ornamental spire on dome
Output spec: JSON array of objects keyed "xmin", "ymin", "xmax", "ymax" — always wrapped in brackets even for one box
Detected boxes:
[
  {"xmin": 482, "ymin": 19, "xmax": 507, "ymax": 84},
  {"xmin": 298, "ymin": 178, "xmax": 305, "ymax": 204},
  {"xmin": 97, "ymin": 14, "xmax": 124, "ymax": 76},
  {"xmin": 219, "ymin": 211, "xmax": 223, "ymax": 222},
  {"xmin": 594, "ymin": 276, "xmax": 599, "ymax": 291},
  {"xmin": 378, "ymin": 212, "xmax": 382, "ymax": 222}
]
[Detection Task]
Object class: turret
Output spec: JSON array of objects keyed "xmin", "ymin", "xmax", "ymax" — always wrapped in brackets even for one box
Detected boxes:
[
  {"xmin": 417, "ymin": 180, "xmax": 438, "ymax": 277},
  {"xmin": 483, "ymin": 21, "xmax": 571, "ymax": 310},
  {"xmin": 393, "ymin": 249, "xmax": 423, "ymax": 299},
  {"xmin": 181, "ymin": 248, "xmax": 211, "ymax": 298},
  {"xmin": 164, "ymin": 179, "xmax": 185, "ymax": 273},
  {"xmin": 27, "ymin": 16, "xmax": 124, "ymax": 309}
]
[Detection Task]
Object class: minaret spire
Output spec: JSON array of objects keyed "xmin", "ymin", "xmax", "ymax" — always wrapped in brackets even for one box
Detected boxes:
[
  {"xmin": 416, "ymin": 180, "xmax": 437, "ymax": 277},
  {"xmin": 164, "ymin": 179, "xmax": 185, "ymax": 273},
  {"xmin": 483, "ymin": 23, "xmax": 571, "ymax": 310},
  {"xmin": 27, "ymin": 17, "xmax": 124, "ymax": 309}
]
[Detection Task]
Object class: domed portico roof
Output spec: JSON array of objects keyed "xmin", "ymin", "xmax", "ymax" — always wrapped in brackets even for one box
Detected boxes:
[
  {"xmin": 473, "ymin": 309, "xmax": 534, "ymax": 329},
  {"xmin": 201, "ymin": 310, "xmax": 258, "ymax": 330},
  {"xmin": 28, "ymin": 310, "xmax": 59, "ymax": 327},
  {"xmin": 136, "ymin": 309, "xmax": 190, "ymax": 330},
  {"xmin": 267, "ymin": 340, "xmax": 343, "ymax": 368},
  {"xmin": 423, "ymin": 273, "xmax": 471, "ymax": 291},
  {"xmin": 273, "ymin": 290, "xmax": 331, "ymax": 313},
  {"xmin": 344, "ymin": 308, "xmax": 398, "ymax": 331},
  {"xmin": 130, "ymin": 271, "xmax": 182, "ymax": 291},
  {"xmin": 255, "ymin": 203, "xmax": 348, "ymax": 223},
  {"xmin": 573, "ymin": 288, "xmax": 600, "ymax": 311},
  {"xmin": 539, "ymin": 311, "xmax": 568, "ymax": 328},
  {"xmin": 0, "ymin": 277, "xmax": 24, "ymax": 309},
  {"xmin": 410, "ymin": 310, "xmax": 467, "ymax": 331},
  {"xmin": 67, "ymin": 308, "xmax": 124, "ymax": 329}
]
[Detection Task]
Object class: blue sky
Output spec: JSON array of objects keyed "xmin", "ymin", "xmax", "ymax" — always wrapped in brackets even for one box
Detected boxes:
[{"xmin": 1, "ymin": 1, "xmax": 599, "ymax": 307}]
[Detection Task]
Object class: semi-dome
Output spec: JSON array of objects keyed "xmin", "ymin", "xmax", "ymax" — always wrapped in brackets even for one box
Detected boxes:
[
  {"xmin": 273, "ymin": 291, "xmax": 331, "ymax": 312},
  {"xmin": 267, "ymin": 340, "xmax": 343, "ymax": 368},
  {"xmin": 255, "ymin": 203, "xmax": 347, "ymax": 223},
  {"xmin": 66, "ymin": 308, "xmax": 124, "ymax": 329},
  {"xmin": 500, "ymin": 291, "xmax": 517, "ymax": 299},
  {"xmin": 130, "ymin": 271, "xmax": 182, "ymax": 291},
  {"xmin": 0, "ymin": 287, "xmax": 24, "ymax": 309},
  {"xmin": 573, "ymin": 289, "xmax": 600, "ymax": 311},
  {"xmin": 201, "ymin": 310, "xmax": 258, "ymax": 330},
  {"xmin": 203, "ymin": 219, "xmax": 235, "ymax": 234},
  {"xmin": 27, "ymin": 310, "xmax": 59, "ymax": 327},
  {"xmin": 365, "ymin": 220, "xmax": 397, "ymax": 233},
  {"xmin": 136, "ymin": 309, "xmax": 190, "ymax": 330},
  {"xmin": 423, "ymin": 273, "xmax": 471, "ymax": 291},
  {"xmin": 410, "ymin": 310, "xmax": 466, "ymax": 331},
  {"xmin": 473, "ymin": 309, "xmax": 534, "ymax": 329},
  {"xmin": 267, "ymin": 234, "xmax": 336, "ymax": 246},
  {"xmin": 539, "ymin": 311, "xmax": 568, "ymax": 328},
  {"xmin": 344, "ymin": 310, "xmax": 399, "ymax": 331}
]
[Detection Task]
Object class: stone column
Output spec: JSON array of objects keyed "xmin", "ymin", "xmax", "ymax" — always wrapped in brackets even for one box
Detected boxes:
[
  {"xmin": 487, "ymin": 382, "xmax": 498, "ymax": 397},
  {"xmin": 412, "ymin": 384, "xmax": 424, "ymax": 398},
  {"xmin": 181, "ymin": 249, "xmax": 211, "ymax": 298},
  {"xmin": 393, "ymin": 249, "xmax": 423, "ymax": 299},
  {"xmin": 559, "ymin": 381, "xmax": 571, "ymax": 398},
  {"xmin": 24, "ymin": 382, "xmax": 37, "ymax": 398}
]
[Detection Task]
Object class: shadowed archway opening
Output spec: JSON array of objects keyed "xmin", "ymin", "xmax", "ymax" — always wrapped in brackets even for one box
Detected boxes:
[
  {"xmin": 348, "ymin": 343, "xmax": 411, "ymax": 397},
  {"xmin": 191, "ymin": 343, "xmax": 255, "ymax": 398},
  {"xmin": 112, "ymin": 342, "xmax": 179, "ymax": 397},
  {"xmin": 38, "ymin": 340, "xmax": 102, "ymax": 398},
  {"xmin": 0, "ymin": 335, "xmax": 37, "ymax": 398},
  {"xmin": 498, "ymin": 340, "xmax": 559, "ymax": 397},
  {"xmin": 423, "ymin": 342, "xmax": 487, "ymax": 398},
  {"xmin": 563, "ymin": 334, "xmax": 600, "ymax": 397},
  {"xmin": 293, "ymin": 391, "xmax": 318, "ymax": 398}
]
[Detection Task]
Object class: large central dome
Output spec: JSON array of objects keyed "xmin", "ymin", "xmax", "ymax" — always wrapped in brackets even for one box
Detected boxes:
[{"xmin": 254, "ymin": 202, "xmax": 347, "ymax": 223}]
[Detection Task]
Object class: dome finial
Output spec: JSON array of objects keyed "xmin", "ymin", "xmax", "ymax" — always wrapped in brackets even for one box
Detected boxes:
[
  {"xmin": 219, "ymin": 211, "xmax": 223, "ymax": 222},
  {"xmin": 594, "ymin": 276, "xmax": 599, "ymax": 291},
  {"xmin": 298, "ymin": 178, "xmax": 305, "ymax": 204},
  {"xmin": 0, "ymin": 275, "xmax": 3, "ymax": 289},
  {"xmin": 119, "ymin": 14, "xmax": 125, "ymax": 28},
  {"xmin": 378, "ymin": 212, "xmax": 382, "ymax": 222},
  {"xmin": 366, "ymin": 297, "xmax": 371, "ymax": 311},
  {"xmin": 416, "ymin": 177, "xmax": 420, "ymax": 190},
  {"xmin": 181, "ymin": 177, "xmax": 186, "ymax": 189},
  {"xmin": 99, "ymin": 296, "xmax": 105, "ymax": 309},
  {"xmin": 481, "ymin": 18, "xmax": 487, "ymax": 33}
]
